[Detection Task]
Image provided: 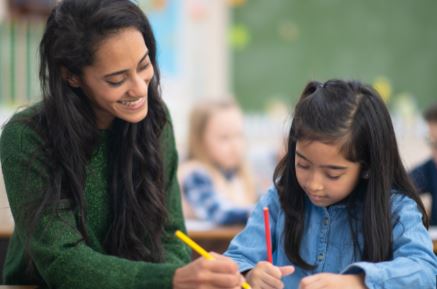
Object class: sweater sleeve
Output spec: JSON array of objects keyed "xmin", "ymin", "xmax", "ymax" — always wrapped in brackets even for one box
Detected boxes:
[{"xmin": 0, "ymin": 116, "xmax": 190, "ymax": 289}]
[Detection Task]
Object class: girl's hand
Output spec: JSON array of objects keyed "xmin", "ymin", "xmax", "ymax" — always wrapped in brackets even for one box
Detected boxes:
[
  {"xmin": 299, "ymin": 273, "xmax": 367, "ymax": 289},
  {"xmin": 246, "ymin": 261, "xmax": 295, "ymax": 289},
  {"xmin": 172, "ymin": 252, "xmax": 244, "ymax": 289}
]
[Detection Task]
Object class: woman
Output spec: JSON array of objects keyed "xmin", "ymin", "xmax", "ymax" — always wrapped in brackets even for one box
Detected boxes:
[{"xmin": 0, "ymin": 1, "xmax": 243, "ymax": 288}]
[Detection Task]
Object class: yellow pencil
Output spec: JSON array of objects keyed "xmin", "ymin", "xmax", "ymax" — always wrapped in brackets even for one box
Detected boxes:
[{"xmin": 175, "ymin": 230, "xmax": 252, "ymax": 289}]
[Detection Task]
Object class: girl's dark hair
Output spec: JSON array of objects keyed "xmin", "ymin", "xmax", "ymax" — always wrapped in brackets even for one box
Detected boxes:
[
  {"xmin": 273, "ymin": 79, "xmax": 428, "ymax": 269},
  {"xmin": 28, "ymin": 0, "xmax": 168, "ymax": 262}
]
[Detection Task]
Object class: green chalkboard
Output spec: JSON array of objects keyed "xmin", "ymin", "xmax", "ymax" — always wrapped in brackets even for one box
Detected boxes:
[{"xmin": 231, "ymin": 0, "xmax": 437, "ymax": 112}]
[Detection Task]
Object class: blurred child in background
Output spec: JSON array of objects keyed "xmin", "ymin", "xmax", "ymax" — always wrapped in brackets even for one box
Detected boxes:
[
  {"xmin": 410, "ymin": 102, "xmax": 437, "ymax": 225},
  {"xmin": 179, "ymin": 99, "xmax": 257, "ymax": 225}
]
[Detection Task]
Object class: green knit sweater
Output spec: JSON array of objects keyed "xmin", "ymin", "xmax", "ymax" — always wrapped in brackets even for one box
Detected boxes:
[{"xmin": 0, "ymin": 105, "xmax": 191, "ymax": 288}]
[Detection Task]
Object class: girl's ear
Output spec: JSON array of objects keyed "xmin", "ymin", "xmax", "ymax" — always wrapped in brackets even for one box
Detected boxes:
[
  {"xmin": 361, "ymin": 170, "xmax": 369, "ymax": 179},
  {"xmin": 61, "ymin": 66, "xmax": 81, "ymax": 88}
]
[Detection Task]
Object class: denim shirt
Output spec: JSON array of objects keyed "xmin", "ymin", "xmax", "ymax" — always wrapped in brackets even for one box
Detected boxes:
[{"xmin": 224, "ymin": 186, "xmax": 437, "ymax": 289}]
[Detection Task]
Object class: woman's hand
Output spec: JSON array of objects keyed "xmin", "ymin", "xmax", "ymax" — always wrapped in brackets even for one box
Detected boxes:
[
  {"xmin": 245, "ymin": 261, "xmax": 294, "ymax": 289},
  {"xmin": 172, "ymin": 252, "xmax": 244, "ymax": 289},
  {"xmin": 299, "ymin": 273, "xmax": 367, "ymax": 289}
]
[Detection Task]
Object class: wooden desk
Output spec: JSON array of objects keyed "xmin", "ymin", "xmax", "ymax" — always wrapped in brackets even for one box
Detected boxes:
[
  {"xmin": 186, "ymin": 220, "xmax": 243, "ymax": 256},
  {"xmin": 0, "ymin": 287, "xmax": 37, "ymax": 289},
  {"xmin": 188, "ymin": 226, "xmax": 243, "ymax": 240},
  {"xmin": 1, "ymin": 176, "xmax": 15, "ymax": 238},
  {"xmin": 0, "ymin": 207, "xmax": 14, "ymax": 238}
]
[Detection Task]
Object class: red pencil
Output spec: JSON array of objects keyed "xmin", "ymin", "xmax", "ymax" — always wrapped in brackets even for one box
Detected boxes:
[{"xmin": 263, "ymin": 207, "xmax": 273, "ymax": 263}]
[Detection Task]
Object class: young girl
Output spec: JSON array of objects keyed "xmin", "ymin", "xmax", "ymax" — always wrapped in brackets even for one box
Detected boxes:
[
  {"xmin": 179, "ymin": 100, "xmax": 257, "ymax": 225},
  {"xmin": 225, "ymin": 80, "xmax": 437, "ymax": 289},
  {"xmin": 0, "ymin": 1, "xmax": 243, "ymax": 288}
]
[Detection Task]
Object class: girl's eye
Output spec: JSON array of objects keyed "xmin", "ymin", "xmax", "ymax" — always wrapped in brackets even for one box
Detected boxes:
[
  {"xmin": 326, "ymin": 174, "xmax": 341, "ymax": 180},
  {"xmin": 296, "ymin": 163, "xmax": 310, "ymax": 169}
]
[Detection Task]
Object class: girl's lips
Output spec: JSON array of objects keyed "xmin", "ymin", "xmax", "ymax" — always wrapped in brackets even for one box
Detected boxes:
[{"xmin": 308, "ymin": 193, "xmax": 326, "ymax": 203}]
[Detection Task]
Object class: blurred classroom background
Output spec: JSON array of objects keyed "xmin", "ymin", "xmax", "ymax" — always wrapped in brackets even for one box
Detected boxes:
[
  {"xmin": 1, "ymin": 0, "xmax": 436, "ymax": 172},
  {"xmin": 1, "ymin": 0, "xmax": 437, "ymax": 260}
]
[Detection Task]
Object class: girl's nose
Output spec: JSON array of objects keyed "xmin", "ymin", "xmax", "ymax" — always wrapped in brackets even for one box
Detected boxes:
[{"xmin": 307, "ymin": 173, "xmax": 324, "ymax": 192}]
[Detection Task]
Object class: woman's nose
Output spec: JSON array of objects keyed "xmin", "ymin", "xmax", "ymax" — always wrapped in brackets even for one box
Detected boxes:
[{"xmin": 128, "ymin": 74, "xmax": 148, "ymax": 97}]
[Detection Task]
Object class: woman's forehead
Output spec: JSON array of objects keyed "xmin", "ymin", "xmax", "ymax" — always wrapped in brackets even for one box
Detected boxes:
[{"xmin": 90, "ymin": 28, "xmax": 148, "ymax": 72}]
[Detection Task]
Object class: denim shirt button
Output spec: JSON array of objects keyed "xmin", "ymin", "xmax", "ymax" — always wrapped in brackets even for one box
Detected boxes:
[{"xmin": 317, "ymin": 253, "xmax": 324, "ymax": 261}]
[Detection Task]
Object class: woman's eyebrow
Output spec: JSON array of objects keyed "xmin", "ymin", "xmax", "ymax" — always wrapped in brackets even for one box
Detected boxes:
[{"xmin": 104, "ymin": 51, "xmax": 149, "ymax": 78}]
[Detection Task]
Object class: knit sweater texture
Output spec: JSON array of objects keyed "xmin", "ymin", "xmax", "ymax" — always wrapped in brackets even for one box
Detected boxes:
[{"xmin": 0, "ymin": 104, "xmax": 191, "ymax": 288}]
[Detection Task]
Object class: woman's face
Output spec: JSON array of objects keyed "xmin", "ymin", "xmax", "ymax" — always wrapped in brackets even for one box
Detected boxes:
[
  {"xmin": 202, "ymin": 107, "xmax": 245, "ymax": 171},
  {"xmin": 295, "ymin": 140, "xmax": 361, "ymax": 207},
  {"xmin": 73, "ymin": 27, "xmax": 154, "ymax": 128}
]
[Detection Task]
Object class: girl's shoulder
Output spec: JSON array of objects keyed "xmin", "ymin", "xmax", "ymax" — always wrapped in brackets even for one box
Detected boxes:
[
  {"xmin": 390, "ymin": 190, "xmax": 421, "ymax": 217},
  {"xmin": 257, "ymin": 185, "xmax": 282, "ymax": 215}
]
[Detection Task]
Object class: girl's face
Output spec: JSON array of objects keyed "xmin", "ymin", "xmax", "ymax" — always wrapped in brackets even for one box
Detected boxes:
[
  {"xmin": 295, "ymin": 140, "xmax": 361, "ymax": 207},
  {"xmin": 72, "ymin": 27, "xmax": 154, "ymax": 129},
  {"xmin": 203, "ymin": 107, "xmax": 245, "ymax": 171}
]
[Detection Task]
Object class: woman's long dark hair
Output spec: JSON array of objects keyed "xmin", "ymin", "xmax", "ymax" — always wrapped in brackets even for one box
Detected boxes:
[
  {"xmin": 26, "ymin": 0, "xmax": 168, "ymax": 262},
  {"xmin": 274, "ymin": 80, "xmax": 428, "ymax": 270}
]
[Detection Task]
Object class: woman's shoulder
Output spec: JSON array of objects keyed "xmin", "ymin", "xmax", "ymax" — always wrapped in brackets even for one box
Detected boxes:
[{"xmin": 1, "ymin": 103, "xmax": 44, "ymax": 160}]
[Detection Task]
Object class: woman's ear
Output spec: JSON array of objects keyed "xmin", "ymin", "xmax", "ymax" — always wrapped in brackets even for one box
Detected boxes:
[
  {"xmin": 61, "ymin": 66, "xmax": 81, "ymax": 88},
  {"xmin": 361, "ymin": 170, "xmax": 369, "ymax": 179}
]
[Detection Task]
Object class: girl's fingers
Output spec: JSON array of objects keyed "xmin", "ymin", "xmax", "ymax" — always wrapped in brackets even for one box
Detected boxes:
[
  {"xmin": 259, "ymin": 271, "xmax": 285, "ymax": 289},
  {"xmin": 257, "ymin": 261, "xmax": 282, "ymax": 279},
  {"xmin": 278, "ymin": 266, "xmax": 295, "ymax": 277},
  {"xmin": 299, "ymin": 275, "xmax": 324, "ymax": 289}
]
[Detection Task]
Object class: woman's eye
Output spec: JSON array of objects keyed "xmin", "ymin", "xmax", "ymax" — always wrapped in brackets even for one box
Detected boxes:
[
  {"xmin": 139, "ymin": 63, "xmax": 150, "ymax": 71},
  {"xmin": 296, "ymin": 163, "xmax": 310, "ymax": 169},
  {"xmin": 107, "ymin": 79, "xmax": 125, "ymax": 87}
]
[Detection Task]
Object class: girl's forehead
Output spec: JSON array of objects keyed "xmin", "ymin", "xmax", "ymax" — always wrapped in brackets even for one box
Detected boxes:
[{"xmin": 295, "ymin": 140, "xmax": 352, "ymax": 165}]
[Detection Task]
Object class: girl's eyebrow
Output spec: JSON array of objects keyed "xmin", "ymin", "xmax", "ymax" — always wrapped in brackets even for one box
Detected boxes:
[
  {"xmin": 295, "ymin": 150, "xmax": 348, "ymax": 170},
  {"xmin": 321, "ymin": 164, "xmax": 348, "ymax": 170},
  {"xmin": 295, "ymin": 151, "xmax": 312, "ymax": 163}
]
